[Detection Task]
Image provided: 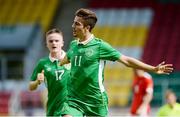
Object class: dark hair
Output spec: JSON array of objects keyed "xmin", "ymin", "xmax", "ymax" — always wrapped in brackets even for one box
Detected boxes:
[
  {"xmin": 46, "ymin": 28, "xmax": 63, "ymax": 37},
  {"xmin": 75, "ymin": 8, "xmax": 97, "ymax": 32}
]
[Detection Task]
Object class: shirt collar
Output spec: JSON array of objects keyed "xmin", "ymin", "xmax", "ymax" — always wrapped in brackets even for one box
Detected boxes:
[
  {"xmin": 77, "ymin": 34, "xmax": 94, "ymax": 45},
  {"xmin": 49, "ymin": 50, "xmax": 66, "ymax": 62}
]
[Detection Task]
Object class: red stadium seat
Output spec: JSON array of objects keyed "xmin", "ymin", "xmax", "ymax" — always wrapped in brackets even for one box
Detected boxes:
[{"xmin": 0, "ymin": 91, "xmax": 11, "ymax": 115}]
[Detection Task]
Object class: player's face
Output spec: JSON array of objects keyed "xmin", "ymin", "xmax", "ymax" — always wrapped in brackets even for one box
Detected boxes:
[
  {"xmin": 46, "ymin": 33, "xmax": 63, "ymax": 53},
  {"xmin": 72, "ymin": 16, "xmax": 87, "ymax": 39},
  {"xmin": 166, "ymin": 93, "xmax": 176, "ymax": 105}
]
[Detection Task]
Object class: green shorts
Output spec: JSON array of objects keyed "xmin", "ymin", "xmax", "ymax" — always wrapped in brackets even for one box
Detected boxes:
[{"xmin": 62, "ymin": 92, "xmax": 108, "ymax": 117}]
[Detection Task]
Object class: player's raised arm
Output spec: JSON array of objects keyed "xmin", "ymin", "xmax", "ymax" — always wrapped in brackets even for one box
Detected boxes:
[{"xmin": 118, "ymin": 55, "xmax": 173, "ymax": 74}]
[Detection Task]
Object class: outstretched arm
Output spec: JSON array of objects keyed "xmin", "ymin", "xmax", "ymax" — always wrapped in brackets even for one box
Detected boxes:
[
  {"xmin": 118, "ymin": 55, "xmax": 173, "ymax": 74},
  {"xmin": 29, "ymin": 70, "xmax": 44, "ymax": 91}
]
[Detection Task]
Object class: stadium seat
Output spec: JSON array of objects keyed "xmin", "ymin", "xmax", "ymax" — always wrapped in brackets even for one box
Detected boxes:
[{"xmin": 0, "ymin": 91, "xmax": 11, "ymax": 115}]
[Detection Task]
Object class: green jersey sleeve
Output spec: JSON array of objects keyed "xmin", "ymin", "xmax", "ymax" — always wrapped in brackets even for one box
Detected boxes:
[
  {"xmin": 99, "ymin": 40, "xmax": 121, "ymax": 61},
  {"xmin": 30, "ymin": 60, "xmax": 44, "ymax": 81}
]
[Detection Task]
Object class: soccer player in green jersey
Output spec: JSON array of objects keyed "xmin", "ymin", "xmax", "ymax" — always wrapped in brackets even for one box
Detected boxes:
[
  {"xmin": 29, "ymin": 28, "xmax": 70, "ymax": 116},
  {"xmin": 60, "ymin": 8, "xmax": 173, "ymax": 116}
]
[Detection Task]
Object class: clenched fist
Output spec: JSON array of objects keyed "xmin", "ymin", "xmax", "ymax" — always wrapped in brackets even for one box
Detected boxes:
[{"xmin": 37, "ymin": 70, "xmax": 44, "ymax": 84}]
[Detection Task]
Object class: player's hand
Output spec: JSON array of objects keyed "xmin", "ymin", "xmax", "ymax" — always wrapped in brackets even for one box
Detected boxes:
[
  {"xmin": 37, "ymin": 70, "xmax": 44, "ymax": 84},
  {"xmin": 154, "ymin": 61, "xmax": 173, "ymax": 74}
]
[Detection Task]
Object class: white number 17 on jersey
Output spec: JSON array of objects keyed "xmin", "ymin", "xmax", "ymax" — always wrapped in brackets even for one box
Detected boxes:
[{"xmin": 55, "ymin": 70, "xmax": 64, "ymax": 80}]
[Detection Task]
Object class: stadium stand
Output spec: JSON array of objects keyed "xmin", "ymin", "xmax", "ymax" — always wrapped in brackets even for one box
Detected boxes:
[
  {"xmin": 141, "ymin": 3, "xmax": 180, "ymax": 105},
  {"xmin": 0, "ymin": 24, "xmax": 44, "ymax": 115},
  {"xmin": 142, "ymin": 4, "xmax": 180, "ymax": 68},
  {"xmin": 0, "ymin": 0, "xmax": 59, "ymax": 31}
]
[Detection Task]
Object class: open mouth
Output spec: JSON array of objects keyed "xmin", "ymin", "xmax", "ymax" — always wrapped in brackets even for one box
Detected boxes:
[{"xmin": 52, "ymin": 47, "xmax": 57, "ymax": 49}]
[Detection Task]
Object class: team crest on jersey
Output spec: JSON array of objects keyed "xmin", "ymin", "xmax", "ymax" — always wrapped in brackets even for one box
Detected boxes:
[
  {"xmin": 47, "ymin": 67, "xmax": 51, "ymax": 71},
  {"xmin": 78, "ymin": 49, "xmax": 84, "ymax": 54},
  {"xmin": 85, "ymin": 49, "xmax": 93, "ymax": 57}
]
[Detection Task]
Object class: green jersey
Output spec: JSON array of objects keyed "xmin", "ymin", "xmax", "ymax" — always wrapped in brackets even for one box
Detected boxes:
[
  {"xmin": 157, "ymin": 103, "xmax": 180, "ymax": 117},
  {"xmin": 67, "ymin": 36, "xmax": 121, "ymax": 107},
  {"xmin": 31, "ymin": 55, "xmax": 70, "ymax": 116}
]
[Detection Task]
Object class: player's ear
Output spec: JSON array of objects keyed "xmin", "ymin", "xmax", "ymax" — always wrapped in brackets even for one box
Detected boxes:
[{"xmin": 86, "ymin": 25, "xmax": 91, "ymax": 32}]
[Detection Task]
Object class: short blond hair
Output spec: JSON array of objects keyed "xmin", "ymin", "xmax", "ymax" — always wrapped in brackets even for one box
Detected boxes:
[{"xmin": 46, "ymin": 28, "xmax": 62, "ymax": 37}]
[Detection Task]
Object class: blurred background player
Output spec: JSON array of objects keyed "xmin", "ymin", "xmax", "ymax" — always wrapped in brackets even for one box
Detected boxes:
[
  {"xmin": 157, "ymin": 89, "xmax": 180, "ymax": 117},
  {"xmin": 29, "ymin": 28, "xmax": 70, "ymax": 116},
  {"xmin": 130, "ymin": 69, "xmax": 153, "ymax": 116},
  {"xmin": 60, "ymin": 8, "xmax": 173, "ymax": 117}
]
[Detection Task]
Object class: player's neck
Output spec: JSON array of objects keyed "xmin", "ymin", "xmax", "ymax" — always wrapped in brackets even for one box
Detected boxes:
[
  {"xmin": 79, "ymin": 32, "xmax": 92, "ymax": 42},
  {"xmin": 50, "ymin": 50, "xmax": 63, "ymax": 60},
  {"xmin": 169, "ymin": 103, "xmax": 176, "ymax": 108}
]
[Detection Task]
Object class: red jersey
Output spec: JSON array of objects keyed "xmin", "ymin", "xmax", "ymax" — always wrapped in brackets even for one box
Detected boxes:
[{"xmin": 130, "ymin": 72, "xmax": 153, "ymax": 115}]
